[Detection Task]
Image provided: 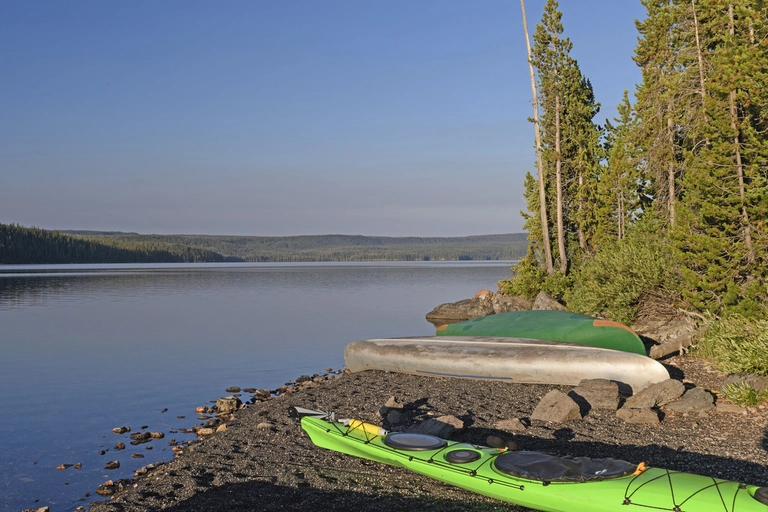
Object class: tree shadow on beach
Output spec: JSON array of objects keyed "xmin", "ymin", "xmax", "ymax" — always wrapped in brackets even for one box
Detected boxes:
[{"xmin": 460, "ymin": 425, "xmax": 768, "ymax": 487}]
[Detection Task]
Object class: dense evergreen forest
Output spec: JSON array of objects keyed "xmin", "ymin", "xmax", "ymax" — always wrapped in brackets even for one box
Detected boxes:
[
  {"xmin": 0, "ymin": 224, "xmax": 528, "ymax": 264},
  {"xmin": 506, "ymin": 0, "xmax": 767, "ymax": 381},
  {"xmin": 0, "ymin": 224, "xmax": 228, "ymax": 264}
]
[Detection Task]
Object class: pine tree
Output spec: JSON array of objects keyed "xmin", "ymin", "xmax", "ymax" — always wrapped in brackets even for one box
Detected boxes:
[
  {"xmin": 530, "ymin": 0, "xmax": 601, "ymax": 273},
  {"xmin": 595, "ymin": 91, "xmax": 642, "ymax": 248},
  {"xmin": 520, "ymin": 0, "xmax": 555, "ymax": 275},
  {"xmin": 674, "ymin": 0, "xmax": 768, "ymax": 315}
]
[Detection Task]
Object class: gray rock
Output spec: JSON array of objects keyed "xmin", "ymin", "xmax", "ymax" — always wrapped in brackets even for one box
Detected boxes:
[
  {"xmin": 104, "ymin": 460, "xmax": 120, "ymax": 470},
  {"xmin": 216, "ymin": 396, "xmax": 242, "ymax": 414},
  {"xmin": 225, "ymin": 386, "xmax": 241, "ymax": 392},
  {"xmin": 715, "ymin": 401, "xmax": 746, "ymax": 414},
  {"xmin": 664, "ymin": 387, "xmax": 715, "ymax": 413},
  {"xmin": 532, "ymin": 291, "xmax": 566, "ymax": 311},
  {"xmin": 722, "ymin": 374, "xmax": 768, "ymax": 393},
  {"xmin": 531, "ymin": 390, "xmax": 582, "ymax": 423},
  {"xmin": 491, "ymin": 294, "xmax": 532, "ymax": 314},
  {"xmin": 384, "ymin": 396, "xmax": 404, "ymax": 409},
  {"xmin": 631, "ymin": 315, "xmax": 697, "ymax": 344},
  {"xmin": 114, "ymin": 442, "xmax": 125, "ymax": 450},
  {"xmin": 493, "ymin": 418, "xmax": 527, "ymax": 431},
  {"xmin": 406, "ymin": 415, "xmax": 464, "ymax": 438},
  {"xmin": 425, "ymin": 290, "xmax": 495, "ymax": 323},
  {"xmin": 616, "ymin": 407, "xmax": 660, "ymax": 424},
  {"xmin": 624, "ymin": 379, "xmax": 685, "ymax": 409},
  {"xmin": 569, "ymin": 379, "xmax": 620, "ymax": 411},
  {"xmin": 380, "ymin": 396, "xmax": 405, "ymax": 416}
]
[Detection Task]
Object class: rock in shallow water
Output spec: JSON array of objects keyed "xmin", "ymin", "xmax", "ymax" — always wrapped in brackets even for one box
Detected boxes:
[{"xmin": 216, "ymin": 396, "xmax": 242, "ymax": 414}]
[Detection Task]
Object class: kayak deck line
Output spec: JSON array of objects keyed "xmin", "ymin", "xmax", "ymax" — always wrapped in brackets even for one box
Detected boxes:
[{"xmin": 297, "ymin": 407, "xmax": 768, "ymax": 512}]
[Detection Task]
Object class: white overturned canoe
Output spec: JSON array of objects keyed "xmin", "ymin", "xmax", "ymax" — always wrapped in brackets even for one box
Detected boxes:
[{"xmin": 344, "ymin": 336, "xmax": 670, "ymax": 394}]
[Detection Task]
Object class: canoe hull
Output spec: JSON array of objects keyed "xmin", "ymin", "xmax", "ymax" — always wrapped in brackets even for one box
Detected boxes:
[
  {"xmin": 300, "ymin": 414, "xmax": 768, "ymax": 512},
  {"xmin": 344, "ymin": 336, "xmax": 669, "ymax": 394},
  {"xmin": 437, "ymin": 311, "xmax": 646, "ymax": 355}
]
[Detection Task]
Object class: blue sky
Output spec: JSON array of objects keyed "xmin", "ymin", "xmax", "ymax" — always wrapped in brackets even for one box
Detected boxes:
[{"xmin": 1, "ymin": 0, "xmax": 646, "ymax": 236}]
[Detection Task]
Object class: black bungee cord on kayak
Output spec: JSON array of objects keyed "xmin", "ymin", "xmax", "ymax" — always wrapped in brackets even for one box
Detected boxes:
[
  {"xmin": 623, "ymin": 468, "xmax": 750, "ymax": 512},
  {"xmin": 307, "ymin": 409, "xmax": 527, "ymax": 492}
]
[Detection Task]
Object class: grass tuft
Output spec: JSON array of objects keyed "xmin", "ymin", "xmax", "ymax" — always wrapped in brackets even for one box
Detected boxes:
[{"xmin": 693, "ymin": 315, "xmax": 768, "ymax": 376}]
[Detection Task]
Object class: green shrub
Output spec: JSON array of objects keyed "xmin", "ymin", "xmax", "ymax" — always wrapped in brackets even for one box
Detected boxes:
[
  {"xmin": 721, "ymin": 381, "xmax": 768, "ymax": 407},
  {"xmin": 692, "ymin": 315, "xmax": 768, "ymax": 376},
  {"xmin": 563, "ymin": 231, "xmax": 677, "ymax": 325},
  {"xmin": 498, "ymin": 252, "xmax": 546, "ymax": 300}
]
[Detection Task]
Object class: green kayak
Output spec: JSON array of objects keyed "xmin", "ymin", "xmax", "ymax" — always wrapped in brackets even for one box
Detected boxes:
[
  {"xmin": 437, "ymin": 311, "xmax": 646, "ymax": 355},
  {"xmin": 296, "ymin": 407, "xmax": 768, "ymax": 512}
]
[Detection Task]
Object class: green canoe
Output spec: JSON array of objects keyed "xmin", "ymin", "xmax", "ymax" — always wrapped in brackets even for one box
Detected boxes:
[
  {"xmin": 437, "ymin": 310, "xmax": 646, "ymax": 355},
  {"xmin": 297, "ymin": 408, "xmax": 768, "ymax": 512}
]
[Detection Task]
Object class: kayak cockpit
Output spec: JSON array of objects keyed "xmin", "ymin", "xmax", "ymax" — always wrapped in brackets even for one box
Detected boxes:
[{"xmin": 493, "ymin": 451, "xmax": 640, "ymax": 483}]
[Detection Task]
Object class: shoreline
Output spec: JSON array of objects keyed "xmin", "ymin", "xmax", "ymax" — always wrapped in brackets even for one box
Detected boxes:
[{"xmin": 84, "ymin": 354, "xmax": 768, "ymax": 512}]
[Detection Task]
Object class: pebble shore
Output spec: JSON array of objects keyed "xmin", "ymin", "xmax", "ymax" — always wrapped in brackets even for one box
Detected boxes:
[{"xmin": 80, "ymin": 354, "xmax": 768, "ymax": 512}]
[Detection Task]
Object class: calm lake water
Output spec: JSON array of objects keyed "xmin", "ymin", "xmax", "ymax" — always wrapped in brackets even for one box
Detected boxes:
[{"xmin": 0, "ymin": 261, "xmax": 514, "ymax": 512}]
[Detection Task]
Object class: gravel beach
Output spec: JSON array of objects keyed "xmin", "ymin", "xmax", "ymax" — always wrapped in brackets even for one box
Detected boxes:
[{"xmin": 85, "ymin": 354, "xmax": 768, "ymax": 512}]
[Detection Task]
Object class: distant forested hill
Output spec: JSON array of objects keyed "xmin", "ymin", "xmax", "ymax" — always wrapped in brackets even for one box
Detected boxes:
[
  {"xmin": 0, "ymin": 224, "xmax": 227, "ymax": 264},
  {"xmin": 1, "ymin": 224, "xmax": 527, "ymax": 264},
  {"xmin": 61, "ymin": 232, "xmax": 528, "ymax": 262}
]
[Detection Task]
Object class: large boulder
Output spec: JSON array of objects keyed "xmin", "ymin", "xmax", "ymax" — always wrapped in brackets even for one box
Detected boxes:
[
  {"xmin": 491, "ymin": 294, "xmax": 532, "ymax": 314},
  {"xmin": 532, "ymin": 291, "xmax": 566, "ymax": 311},
  {"xmin": 425, "ymin": 290, "xmax": 495, "ymax": 323}
]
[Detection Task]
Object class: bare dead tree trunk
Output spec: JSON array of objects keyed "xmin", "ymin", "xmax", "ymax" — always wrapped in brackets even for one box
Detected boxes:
[
  {"xmin": 555, "ymin": 94, "xmax": 567, "ymax": 273},
  {"xmin": 577, "ymin": 171, "xmax": 586, "ymax": 251},
  {"xmin": 728, "ymin": 4, "xmax": 755, "ymax": 263},
  {"xmin": 617, "ymin": 182, "xmax": 624, "ymax": 240},
  {"xmin": 520, "ymin": 0, "xmax": 555, "ymax": 275},
  {"xmin": 691, "ymin": 0, "xmax": 707, "ymax": 107},
  {"xmin": 667, "ymin": 114, "xmax": 676, "ymax": 227}
]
